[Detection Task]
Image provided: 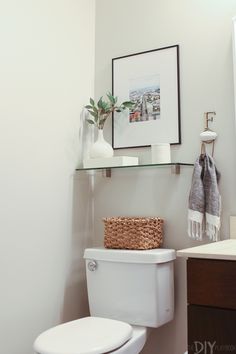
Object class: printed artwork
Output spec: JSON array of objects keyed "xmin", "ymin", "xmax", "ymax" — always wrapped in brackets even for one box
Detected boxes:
[
  {"xmin": 129, "ymin": 74, "xmax": 160, "ymax": 123},
  {"xmin": 112, "ymin": 45, "xmax": 180, "ymax": 148}
]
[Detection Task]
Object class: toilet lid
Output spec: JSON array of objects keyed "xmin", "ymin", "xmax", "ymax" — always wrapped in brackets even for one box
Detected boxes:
[{"xmin": 34, "ymin": 317, "xmax": 133, "ymax": 354}]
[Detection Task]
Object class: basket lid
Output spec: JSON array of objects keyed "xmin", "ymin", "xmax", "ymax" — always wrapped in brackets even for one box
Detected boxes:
[{"xmin": 84, "ymin": 247, "xmax": 176, "ymax": 264}]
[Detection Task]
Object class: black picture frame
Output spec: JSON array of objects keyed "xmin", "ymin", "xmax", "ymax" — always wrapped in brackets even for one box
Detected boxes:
[{"xmin": 112, "ymin": 45, "xmax": 181, "ymax": 149}]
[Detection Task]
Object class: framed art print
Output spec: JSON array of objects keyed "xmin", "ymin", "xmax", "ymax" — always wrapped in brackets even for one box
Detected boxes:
[{"xmin": 112, "ymin": 45, "xmax": 181, "ymax": 149}]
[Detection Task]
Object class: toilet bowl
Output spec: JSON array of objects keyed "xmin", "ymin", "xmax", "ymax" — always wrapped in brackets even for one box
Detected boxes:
[
  {"xmin": 34, "ymin": 317, "xmax": 147, "ymax": 354},
  {"xmin": 34, "ymin": 247, "xmax": 175, "ymax": 354}
]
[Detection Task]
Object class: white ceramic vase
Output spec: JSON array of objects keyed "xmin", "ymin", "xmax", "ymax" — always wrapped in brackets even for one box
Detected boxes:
[{"xmin": 89, "ymin": 129, "xmax": 114, "ymax": 158}]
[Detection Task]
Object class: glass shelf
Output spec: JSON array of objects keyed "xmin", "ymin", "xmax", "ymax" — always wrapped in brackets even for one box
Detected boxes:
[{"xmin": 76, "ymin": 162, "xmax": 194, "ymax": 177}]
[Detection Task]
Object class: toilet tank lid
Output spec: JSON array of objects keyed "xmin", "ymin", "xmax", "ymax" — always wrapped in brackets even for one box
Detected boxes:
[{"xmin": 84, "ymin": 247, "xmax": 176, "ymax": 264}]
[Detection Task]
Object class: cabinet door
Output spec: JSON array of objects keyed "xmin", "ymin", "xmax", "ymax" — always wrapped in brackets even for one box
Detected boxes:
[
  {"xmin": 188, "ymin": 305, "xmax": 236, "ymax": 354},
  {"xmin": 187, "ymin": 258, "xmax": 236, "ymax": 309}
]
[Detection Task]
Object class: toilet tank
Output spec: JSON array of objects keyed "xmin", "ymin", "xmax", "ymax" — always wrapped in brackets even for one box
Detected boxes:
[{"xmin": 84, "ymin": 247, "xmax": 176, "ymax": 328}]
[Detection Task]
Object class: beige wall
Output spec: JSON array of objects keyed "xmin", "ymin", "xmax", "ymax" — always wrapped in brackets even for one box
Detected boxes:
[
  {"xmin": 94, "ymin": 1, "xmax": 236, "ymax": 353},
  {"xmin": 0, "ymin": 1, "xmax": 95, "ymax": 354}
]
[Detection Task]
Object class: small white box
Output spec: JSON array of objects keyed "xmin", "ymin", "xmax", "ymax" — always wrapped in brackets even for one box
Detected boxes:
[{"xmin": 83, "ymin": 156, "xmax": 139, "ymax": 168}]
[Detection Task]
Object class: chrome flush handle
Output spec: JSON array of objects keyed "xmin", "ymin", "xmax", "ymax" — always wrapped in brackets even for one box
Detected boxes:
[{"xmin": 88, "ymin": 260, "xmax": 97, "ymax": 271}]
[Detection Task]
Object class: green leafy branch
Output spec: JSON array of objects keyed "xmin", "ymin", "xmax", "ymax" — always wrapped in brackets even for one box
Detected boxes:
[{"xmin": 85, "ymin": 92, "xmax": 134, "ymax": 129}]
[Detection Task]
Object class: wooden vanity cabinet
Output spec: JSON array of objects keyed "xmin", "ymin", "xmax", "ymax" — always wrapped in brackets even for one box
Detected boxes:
[{"xmin": 187, "ymin": 258, "xmax": 236, "ymax": 354}]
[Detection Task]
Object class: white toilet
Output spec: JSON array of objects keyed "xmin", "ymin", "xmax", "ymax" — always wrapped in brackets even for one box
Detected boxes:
[{"xmin": 34, "ymin": 247, "xmax": 176, "ymax": 354}]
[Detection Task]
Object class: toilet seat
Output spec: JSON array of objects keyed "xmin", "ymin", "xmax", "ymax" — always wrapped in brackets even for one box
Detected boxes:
[{"xmin": 34, "ymin": 317, "xmax": 133, "ymax": 354}]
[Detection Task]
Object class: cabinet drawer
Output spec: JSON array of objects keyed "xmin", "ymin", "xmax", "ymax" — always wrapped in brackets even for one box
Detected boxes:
[
  {"xmin": 188, "ymin": 305, "xmax": 236, "ymax": 354},
  {"xmin": 187, "ymin": 258, "xmax": 236, "ymax": 309}
]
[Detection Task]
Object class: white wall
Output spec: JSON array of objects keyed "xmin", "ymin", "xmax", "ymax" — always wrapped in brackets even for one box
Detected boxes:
[
  {"xmin": 0, "ymin": 1, "xmax": 95, "ymax": 354},
  {"xmin": 1, "ymin": 2, "xmax": 236, "ymax": 354},
  {"xmin": 95, "ymin": 1, "xmax": 236, "ymax": 354}
]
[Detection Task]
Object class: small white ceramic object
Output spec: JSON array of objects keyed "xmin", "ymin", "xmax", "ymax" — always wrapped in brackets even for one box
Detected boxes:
[
  {"xmin": 90, "ymin": 129, "xmax": 113, "ymax": 158},
  {"xmin": 151, "ymin": 143, "xmax": 171, "ymax": 164},
  {"xmin": 200, "ymin": 130, "xmax": 217, "ymax": 142}
]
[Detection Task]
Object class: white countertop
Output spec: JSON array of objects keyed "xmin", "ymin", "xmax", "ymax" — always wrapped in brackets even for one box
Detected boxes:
[{"xmin": 177, "ymin": 239, "xmax": 236, "ymax": 260}]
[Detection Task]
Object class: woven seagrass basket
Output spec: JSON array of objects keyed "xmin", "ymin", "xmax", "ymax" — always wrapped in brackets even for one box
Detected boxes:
[{"xmin": 103, "ymin": 217, "xmax": 164, "ymax": 250}]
